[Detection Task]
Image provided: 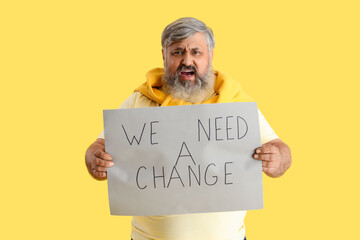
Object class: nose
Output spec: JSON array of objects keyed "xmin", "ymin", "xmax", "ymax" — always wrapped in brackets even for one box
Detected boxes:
[{"xmin": 182, "ymin": 51, "xmax": 193, "ymax": 66}]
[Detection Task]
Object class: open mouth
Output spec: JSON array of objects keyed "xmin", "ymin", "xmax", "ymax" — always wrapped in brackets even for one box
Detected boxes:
[{"xmin": 180, "ymin": 70, "xmax": 195, "ymax": 77}]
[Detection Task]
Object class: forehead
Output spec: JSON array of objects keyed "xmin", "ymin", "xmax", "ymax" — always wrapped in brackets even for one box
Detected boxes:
[{"xmin": 167, "ymin": 32, "xmax": 208, "ymax": 50}]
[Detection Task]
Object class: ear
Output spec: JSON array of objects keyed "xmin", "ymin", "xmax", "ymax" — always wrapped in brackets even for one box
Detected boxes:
[{"xmin": 210, "ymin": 49, "xmax": 214, "ymax": 62}]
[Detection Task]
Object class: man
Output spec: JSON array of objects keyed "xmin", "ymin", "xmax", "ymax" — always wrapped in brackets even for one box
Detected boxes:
[{"xmin": 85, "ymin": 17, "xmax": 291, "ymax": 240}]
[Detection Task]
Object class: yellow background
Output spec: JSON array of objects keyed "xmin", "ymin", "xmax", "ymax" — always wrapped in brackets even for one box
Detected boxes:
[{"xmin": 1, "ymin": 0, "xmax": 359, "ymax": 239}]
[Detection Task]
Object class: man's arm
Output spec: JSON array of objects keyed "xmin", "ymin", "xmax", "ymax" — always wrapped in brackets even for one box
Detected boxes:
[
  {"xmin": 85, "ymin": 138, "xmax": 114, "ymax": 180},
  {"xmin": 253, "ymin": 139, "xmax": 292, "ymax": 178}
]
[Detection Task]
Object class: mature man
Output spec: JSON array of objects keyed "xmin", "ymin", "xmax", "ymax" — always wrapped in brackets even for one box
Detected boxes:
[{"xmin": 85, "ymin": 17, "xmax": 291, "ymax": 240}]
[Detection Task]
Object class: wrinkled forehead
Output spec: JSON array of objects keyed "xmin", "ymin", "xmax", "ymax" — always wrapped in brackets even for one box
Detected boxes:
[{"xmin": 166, "ymin": 32, "xmax": 209, "ymax": 51}]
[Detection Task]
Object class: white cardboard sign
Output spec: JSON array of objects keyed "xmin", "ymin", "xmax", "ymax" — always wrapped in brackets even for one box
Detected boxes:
[{"xmin": 103, "ymin": 102, "xmax": 263, "ymax": 216}]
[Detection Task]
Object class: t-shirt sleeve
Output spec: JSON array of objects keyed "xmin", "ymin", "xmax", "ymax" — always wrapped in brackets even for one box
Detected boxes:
[
  {"xmin": 258, "ymin": 109, "xmax": 279, "ymax": 145},
  {"xmin": 97, "ymin": 93, "xmax": 137, "ymax": 139}
]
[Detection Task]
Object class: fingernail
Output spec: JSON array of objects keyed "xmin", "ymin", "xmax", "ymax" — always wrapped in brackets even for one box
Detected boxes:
[
  {"xmin": 256, "ymin": 149, "xmax": 261, "ymax": 153},
  {"xmin": 254, "ymin": 154, "xmax": 258, "ymax": 159},
  {"xmin": 109, "ymin": 162, "xmax": 114, "ymax": 166}
]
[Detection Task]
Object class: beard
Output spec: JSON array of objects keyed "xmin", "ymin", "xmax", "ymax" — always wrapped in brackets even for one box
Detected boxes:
[{"xmin": 162, "ymin": 63, "xmax": 215, "ymax": 103}]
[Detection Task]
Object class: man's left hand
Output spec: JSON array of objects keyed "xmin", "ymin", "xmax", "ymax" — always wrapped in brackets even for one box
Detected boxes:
[{"xmin": 253, "ymin": 139, "xmax": 292, "ymax": 178}]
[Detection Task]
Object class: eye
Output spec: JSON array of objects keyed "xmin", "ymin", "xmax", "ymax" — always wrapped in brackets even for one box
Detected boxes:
[
  {"xmin": 172, "ymin": 50, "xmax": 182, "ymax": 55},
  {"xmin": 192, "ymin": 50, "xmax": 201, "ymax": 55}
]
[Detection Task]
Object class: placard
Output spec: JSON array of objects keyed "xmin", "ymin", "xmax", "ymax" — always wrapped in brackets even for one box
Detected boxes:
[{"xmin": 103, "ymin": 102, "xmax": 262, "ymax": 216}]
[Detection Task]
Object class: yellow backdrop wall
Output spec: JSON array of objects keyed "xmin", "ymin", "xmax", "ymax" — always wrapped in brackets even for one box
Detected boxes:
[{"xmin": 1, "ymin": 0, "xmax": 359, "ymax": 239}]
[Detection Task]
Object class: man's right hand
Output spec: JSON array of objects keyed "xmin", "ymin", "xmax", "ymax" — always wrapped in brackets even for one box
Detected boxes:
[{"xmin": 85, "ymin": 138, "xmax": 114, "ymax": 180}]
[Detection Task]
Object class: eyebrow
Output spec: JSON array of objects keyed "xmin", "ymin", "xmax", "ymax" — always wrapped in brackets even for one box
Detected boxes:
[{"xmin": 171, "ymin": 47, "xmax": 201, "ymax": 51}]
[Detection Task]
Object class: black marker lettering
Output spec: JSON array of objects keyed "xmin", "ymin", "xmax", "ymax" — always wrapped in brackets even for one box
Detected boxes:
[
  {"xmin": 237, "ymin": 116, "xmax": 248, "ymax": 139},
  {"xmin": 152, "ymin": 166, "xmax": 165, "ymax": 189},
  {"xmin": 167, "ymin": 166, "xmax": 185, "ymax": 188},
  {"xmin": 198, "ymin": 118, "xmax": 211, "ymax": 141},
  {"xmin": 188, "ymin": 165, "xmax": 201, "ymax": 187},
  {"xmin": 215, "ymin": 117, "xmax": 223, "ymax": 141},
  {"xmin": 136, "ymin": 166, "xmax": 147, "ymax": 189},
  {"xmin": 174, "ymin": 142, "xmax": 196, "ymax": 166},
  {"xmin": 226, "ymin": 116, "xmax": 234, "ymax": 140},
  {"xmin": 121, "ymin": 123, "xmax": 146, "ymax": 145},
  {"xmin": 224, "ymin": 162, "xmax": 233, "ymax": 185},
  {"xmin": 205, "ymin": 163, "xmax": 218, "ymax": 186},
  {"xmin": 150, "ymin": 121, "xmax": 159, "ymax": 145}
]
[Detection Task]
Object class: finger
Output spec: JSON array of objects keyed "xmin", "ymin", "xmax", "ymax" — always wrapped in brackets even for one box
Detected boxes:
[
  {"xmin": 94, "ymin": 157, "xmax": 114, "ymax": 167},
  {"xmin": 97, "ymin": 171, "xmax": 107, "ymax": 178},
  {"xmin": 256, "ymin": 144, "xmax": 278, "ymax": 154},
  {"xmin": 95, "ymin": 165, "xmax": 107, "ymax": 172},
  {"xmin": 94, "ymin": 149, "xmax": 112, "ymax": 161},
  {"xmin": 254, "ymin": 153, "xmax": 274, "ymax": 161},
  {"xmin": 96, "ymin": 138, "xmax": 105, "ymax": 145},
  {"xmin": 253, "ymin": 153, "xmax": 261, "ymax": 160},
  {"xmin": 92, "ymin": 168, "xmax": 107, "ymax": 179}
]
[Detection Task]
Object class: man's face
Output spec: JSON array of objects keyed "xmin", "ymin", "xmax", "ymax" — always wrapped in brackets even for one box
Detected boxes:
[{"xmin": 162, "ymin": 32, "xmax": 213, "ymax": 87}]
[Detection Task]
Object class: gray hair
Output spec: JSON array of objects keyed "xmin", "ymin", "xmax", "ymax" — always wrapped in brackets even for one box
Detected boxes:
[{"xmin": 161, "ymin": 17, "xmax": 215, "ymax": 53}]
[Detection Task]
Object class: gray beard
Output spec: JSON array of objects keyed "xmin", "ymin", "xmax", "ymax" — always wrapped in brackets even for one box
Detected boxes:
[{"xmin": 162, "ymin": 65, "xmax": 215, "ymax": 103}]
